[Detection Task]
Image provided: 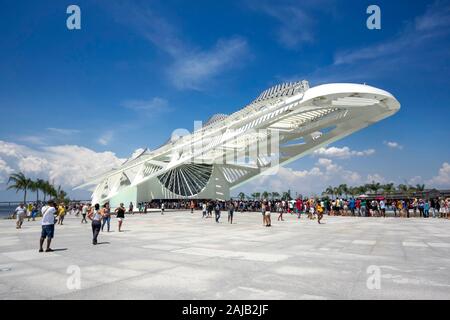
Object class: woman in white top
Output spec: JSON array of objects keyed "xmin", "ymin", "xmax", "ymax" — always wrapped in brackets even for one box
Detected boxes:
[{"xmin": 88, "ymin": 203, "xmax": 105, "ymax": 245}]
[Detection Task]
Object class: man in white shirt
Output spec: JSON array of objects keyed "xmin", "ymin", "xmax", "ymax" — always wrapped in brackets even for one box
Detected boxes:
[
  {"xmin": 380, "ymin": 200, "xmax": 386, "ymax": 218},
  {"xmin": 39, "ymin": 201, "xmax": 57, "ymax": 252},
  {"xmin": 15, "ymin": 203, "xmax": 26, "ymax": 229}
]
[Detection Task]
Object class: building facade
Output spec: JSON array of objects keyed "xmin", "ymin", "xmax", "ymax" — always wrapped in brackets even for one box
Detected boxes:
[{"xmin": 75, "ymin": 81, "xmax": 401, "ymax": 207}]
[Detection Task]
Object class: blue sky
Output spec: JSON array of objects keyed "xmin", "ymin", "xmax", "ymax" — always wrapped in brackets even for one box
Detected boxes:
[{"xmin": 0, "ymin": 0, "xmax": 449, "ymax": 200}]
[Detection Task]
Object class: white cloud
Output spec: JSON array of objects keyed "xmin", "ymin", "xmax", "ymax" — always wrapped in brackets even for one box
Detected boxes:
[
  {"xmin": 238, "ymin": 158, "xmax": 363, "ymax": 196},
  {"xmin": 384, "ymin": 141, "xmax": 403, "ymax": 150},
  {"xmin": 97, "ymin": 131, "xmax": 114, "ymax": 146},
  {"xmin": 17, "ymin": 135, "xmax": 47, "ymax": 145},
  {"xmin": 313, "ymin": 146, "xmax": 375, "ymax": 159},
  {"xmin": 46, "ymin": 128, "xmax": 80, "ymax": 135},
  {"xmin": 408, "ymin": 176, "xmax": 424, "ymax": 186},
  {"xmin": 105, "ymin": 3, "xmax": 249, "ymax": 90},
  {"xmin": 427, "ymin": 162, "xmax": 450, "ymax": 187},
  {"xmin": 249, "ymin": 2, "xmax": 314, "ymax": 48},
  {"xmin": 0, "ymin": 158, "xmax": 14, "ymax": 183},
  {"xmin": 0, "ymin": 140, "xmax": 125, "ymax": 189},
  {"xmin": 122, "ymin": 97, "xmax": 169, "ymax": 112},
  {"xmin": 130, "ymin": 148, "xmax": 146, "ymax": 159},
  {"xmin": 366, "ymin": 174, "xmax": 386, "ymax": 184},
  {"xmin": 169, "ymin": 37, "xmax": 249, "ymax": 90}
]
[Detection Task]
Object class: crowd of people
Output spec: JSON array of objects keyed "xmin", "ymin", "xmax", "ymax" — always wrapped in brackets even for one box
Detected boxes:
[{"xmin": 10, "ymin": 195, "xmax": 450, "ymax": 252}]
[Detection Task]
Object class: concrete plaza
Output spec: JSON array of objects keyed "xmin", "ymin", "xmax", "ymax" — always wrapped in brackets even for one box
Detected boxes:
[{"xmin": 0, "ymin": 211, "xmax": 449, "ymax": 300}]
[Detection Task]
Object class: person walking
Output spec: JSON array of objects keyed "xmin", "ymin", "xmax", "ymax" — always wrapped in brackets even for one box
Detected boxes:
[
  {"xmin": 57, "ymin": 203, "xmax": 66, "ymax": 225},
  {"xmin": 227, "ymin": 201, "xmax": 235, "ymax": 224},
  {"xmin": 39, "ymin": 201, "xmax": 57, "ymax": 252},
  {"xmin": 88, "ymin": 203, "xmax": 104, "ymax": 245},
  {"xmin": 160, "ymin": 202, "xmax": 165, "ymax": 215},
  {"xmin": 264, "ymin": 201, "xmax": 271, "ymax": 227},
  {"xmin": 214, "ymin": 202, "xmax": 221, "ymax": 223},
  {"xmin": 101, "ymin": 203, "xmax": 111, "ymax": 232},
  {"xmin": 202, "ymin": 202, "xmax": 207, "ymax": 218},
  {"xmin": 424, "ymin": 200, "xmax": 430, "ymax": 218},
  {"xmin": 14, "ymin": 203, "xmax": 26, "ymax": 229},
  {"xmin": 316, "ymin": 202, "xmax": 324, "ymax": 224},
  {"xmin": 277, "ymin": 201, "xmax": 284, "ymax": 221},
  {"xmin": 115, "ymin": 203, "xmax": 126, "ymax": 232},
  {"xmin": 129, "ymin": 202, "xmax": 134, "ymax": 215},
  {"xmin": 380, "ymin": 199, "xmax": 386, "ymax": 218},
  {"xmin": 81, "ymin": 203, "xmax": 89, "ymax": 223}
]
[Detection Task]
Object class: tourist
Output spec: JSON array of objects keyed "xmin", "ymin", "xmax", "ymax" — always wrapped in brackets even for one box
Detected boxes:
[
  {"xmin": 39, "ymin": 201, "xmax": 57, "ymax": 252},
  {"xmin": 88, "ymin": 203, "xmax": 104, "ymax": 245},
  {"xmin": 26, "ymin": 203, "xmax": 33, "ymax": 221},
  {"xmin": 214, "ymin": 202, "xmax": 221, "ymax": 223},
  {"xmin": 360, "ymin": 199, "xmax": 367, "ymax": 217},
  {"xmin": 14, "ymin": 203, "xmax": 26, "ymax": 229},
  {"xmin": 380, "ymin": 199, "xmax": 386, "ymax": 218},
  {"xmin": 57, "ymin": 203, "xmax": 66, "ymax": 225},
  {"xmin": 356, "ymin": 198, "xmax": 361, "ymax": 216},
  {"xmin": 207, "ymin": 201, "xmax": 213, "ymax": 218},
  {"xmin": 31, "ymin": 204, "xmax": 38, "ymax": 221},
  {"xmin": 397, "ymin": 200, "xmax": 403, "ymax": 218},
  {"xmin": 349, "ymin": 198, "xmax": 356, "ymax": 216},
  {"xmin": 81, "ymin": 203, "xmax": 89, "ymax": 223},
  {"xmin": 296, "ymin": 198, "xmax": 302, "ymax": 219},
  {"xmin": 101, "ymin": 202, "xmax": 111, "ymax": 232},
  {"xmin": 439, "ymin": 198, "xmax": 447, "ymax": 218},
  {"xmin": 309, "ymin": 202, "xmax": 315, "ymax": 220},
  {"xmin": 424, "ymin": 200, "xmax": 430, "ymax": 218},
  {"xmin": 316, "ymin": 202, "xmax": 324, "ymax": 224},
  {"xmin": 277, "ymin": 201, "xmax": 284, "ymax": 221},
  {"xmin": 161, "ymin": 202, "xmax": 165, "ymax": 215},
  {"xmin": 261, "ymin": 201, "xmax": 267, "ymax": 226},
  {"xmin": 228, "ymin": 201, "xmax": 235, "ymax": 224},
  {"xmin": 265, "ymin": 201, "xmax": 272, "ymax": 227},
  {"xmin": 202, "ymin": 202, "xmax": 207, "ymax": 218},
  {"xmin": 190, "ymin": 200, "xmax": 195, "ymax": 214},
  {"xmin": 129, "ymin": 202, "xmax": 134, "ymax": 215},
  {"xmin": 403, "ymin": 200, "xmax": 410, "ymax": 218},
  {"xmin": 115, "ymin": 203, "xmax": 126, "ymax": 232}
]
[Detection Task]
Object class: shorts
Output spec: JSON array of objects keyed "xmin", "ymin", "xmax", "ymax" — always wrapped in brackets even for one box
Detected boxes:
[
  {"xmin": 16, "ymin": 214, "xmax": 24, "ymax": 222},
  {"xmin": 117, "ymin": 217, "xmax": 124, "ymax": 222},
  {"xmin": 264, "ymin": 211, "xmax": 271, "ymax": 217},
  {"xmin": 41, "ymin": 224, "xmax": 55, "ymax": 239}
]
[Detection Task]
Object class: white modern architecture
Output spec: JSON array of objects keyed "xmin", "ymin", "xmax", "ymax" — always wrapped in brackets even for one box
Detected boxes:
[{"xmin": 75, "ymin": 81, "xmax": 400, "ymax": 206}]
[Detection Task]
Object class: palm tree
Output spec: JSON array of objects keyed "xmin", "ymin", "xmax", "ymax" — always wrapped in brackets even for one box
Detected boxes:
[
  {"xmin": 262, "ymin": 191, "xmax": 269, "ymax": 200},
  {"xmin": 382, "ymin": 183, "xmax": 395, "ymax": 199},
  {"xmin": 339, "ymin": 184, "xmax": 348, "ymax": 199},
  {"xmin": 7, "ymin": 172, "xmax": 32, "ymax": 204},
  {"xmin": 29, "ymin": 179, "xmax": 41, "ymax": 204},
  {"xmin": 324, "ymin": 186, "xmax": 334, "ymax": 199},
  {"xmin": 272, "ymin": 192, "xmax": 280, "ymax": 200},
  {"xmin": 237, "ymin": 192, "xmax": 246, "ymax": 201},
  {"xmin": 55, "ymin": 185, "xmax": 68, "ymax": 202},
  {"xmin": 333, "ymin": 186, "xmax": 342, "ymax": 198},
  {"xmin": 415, "ymin": 184, "xmax": 425, "ymax": 192}
]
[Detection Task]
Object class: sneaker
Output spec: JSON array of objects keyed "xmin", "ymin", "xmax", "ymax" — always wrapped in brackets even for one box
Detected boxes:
[
  {"xmin": 39, "ymin": 249, "xmax": 44, "ymax": 252},
  {"xmin": 45, "ymin": 248, "xmax": 54, "ymax": 252}
]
